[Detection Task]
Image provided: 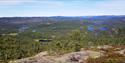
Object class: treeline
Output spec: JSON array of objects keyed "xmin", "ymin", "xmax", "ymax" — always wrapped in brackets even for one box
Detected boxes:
[
  {"xmin": 0, "ymin": 35, "xmax": 43, "ymax": 63},
  {"xmin": 47, "ymin": 30, "xmax": 125, "ymax": 55},
  {"xmin": 0, "ymin": 28, "xmax": 125, "ymax": 63}
]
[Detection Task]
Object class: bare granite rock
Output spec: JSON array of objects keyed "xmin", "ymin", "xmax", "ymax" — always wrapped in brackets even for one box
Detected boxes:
[
  {"xmin": 116, "ymin": 49, "xmax": 125, "ymax": 56},
  {"xmin": 9, "ymin": 50, "xmax": 103, "ymax": 63},
  {"xmin": 97, "ymin": 45, "xmax": 113, "ymax": 50}
]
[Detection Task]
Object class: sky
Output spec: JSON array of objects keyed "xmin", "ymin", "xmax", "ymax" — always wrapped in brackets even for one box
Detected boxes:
[{"xmin": 0, "ymin": 0, "xmax": 125, "ymax": 17}]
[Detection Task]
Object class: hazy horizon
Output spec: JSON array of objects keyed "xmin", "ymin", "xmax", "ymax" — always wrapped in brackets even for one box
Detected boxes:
[
  {"xmin": 1, "ymin": 15, "xmax": 125, "ymax": 18},
  {"xmin": 0, "ymin": 0, "xmax": 125, "ymax": 17}
]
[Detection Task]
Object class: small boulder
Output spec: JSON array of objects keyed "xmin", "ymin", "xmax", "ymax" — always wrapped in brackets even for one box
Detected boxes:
[{"xmin": 116, "ymin": 49, "xmax": 125, "ymax": 56}]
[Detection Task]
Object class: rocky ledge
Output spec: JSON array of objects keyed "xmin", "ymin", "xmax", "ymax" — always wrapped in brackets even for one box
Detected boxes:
[{"xmin": 9, "ymin": 45, "xmax": 125, "ymax": 63}]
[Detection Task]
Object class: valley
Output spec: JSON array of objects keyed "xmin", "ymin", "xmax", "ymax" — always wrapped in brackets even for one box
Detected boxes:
[{"xmin": 0, "ymin": 16, "xmax": 125, "ymax": 63}]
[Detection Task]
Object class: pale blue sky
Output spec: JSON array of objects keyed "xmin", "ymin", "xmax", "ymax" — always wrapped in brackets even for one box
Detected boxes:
[{"xmin": 0, "ymin": 0, "xmax": 125, "ymax": 17}]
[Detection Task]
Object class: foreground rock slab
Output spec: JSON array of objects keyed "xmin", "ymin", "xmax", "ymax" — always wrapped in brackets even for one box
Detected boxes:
[{"xmin": 9, "ymin": 50, "xmax": 103, "ymax": 63}]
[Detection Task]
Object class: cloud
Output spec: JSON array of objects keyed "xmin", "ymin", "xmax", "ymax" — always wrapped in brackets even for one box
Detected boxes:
[
  {"xmin": 37, "ymin": 1, "xmax": 64, "ymax": 8},
  {"xmin": 0, "ymin": 0, "xmax": 64, "ymax": 8},
  {"xmin": 0, "ymin": 0, "xmax": 35, "ymax": 6},
  {"xmin": 98, "ymin": 0, "xmax": 125, "ymax": 10}
]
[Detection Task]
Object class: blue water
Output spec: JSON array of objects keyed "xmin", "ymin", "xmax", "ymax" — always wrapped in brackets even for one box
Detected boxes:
[
  {"xmin": 99, "ymin": 27, "xmax": 108, "ymax": 31},
  {"xmin": 87, "ymin": 26, "xmax": 94, "ymax": 31},
  {"xmin": 87, "ymin": 25, "xmax": 108, "ymax": 31}
]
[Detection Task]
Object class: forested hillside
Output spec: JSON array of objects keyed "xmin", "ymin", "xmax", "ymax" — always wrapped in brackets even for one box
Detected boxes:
[{"xmin": 0, "ymin": 16, "xmax": 125, "ymax": 63}]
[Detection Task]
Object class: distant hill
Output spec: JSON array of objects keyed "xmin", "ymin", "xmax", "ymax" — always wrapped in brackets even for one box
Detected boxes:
[{"xmin": 0, "ymin": 16, "xmax": 125, "ymax": 34}]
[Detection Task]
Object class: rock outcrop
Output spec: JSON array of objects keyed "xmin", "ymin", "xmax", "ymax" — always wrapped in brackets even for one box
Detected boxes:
[
  {"xmin": 9, "ymin": 50, "xmax": 103, "ymax": 63},
  {"xmin": 9, "ymin": 45, "xmax": 125, "ymax": 63}
]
